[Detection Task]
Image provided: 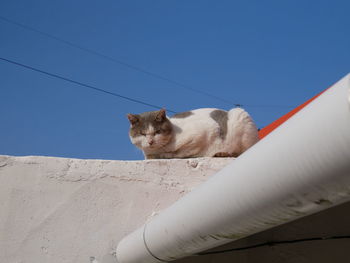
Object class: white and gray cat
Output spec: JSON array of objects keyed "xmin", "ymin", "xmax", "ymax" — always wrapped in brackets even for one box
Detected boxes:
[{"xmin": 127, "ymin": 108, "xmax": 259, "ymax": 159}]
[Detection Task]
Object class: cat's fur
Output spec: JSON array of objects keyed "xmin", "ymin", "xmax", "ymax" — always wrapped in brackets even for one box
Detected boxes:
[{"xmin": 127, "ymin": 108, "xmax": 259, "ymax": 159}]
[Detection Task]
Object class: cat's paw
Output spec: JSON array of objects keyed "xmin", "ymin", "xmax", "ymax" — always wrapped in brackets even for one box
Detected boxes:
[
  {"xmin": 213, "ymin": 152, "xmax": 231, "ymax": 157},
  {"xmin": 214, "ymin": 152, "xmax": 239, "ymax": 157},
  {"xmin": 145, "ymin": 154, "xmax": 160, "ymax": 159}
]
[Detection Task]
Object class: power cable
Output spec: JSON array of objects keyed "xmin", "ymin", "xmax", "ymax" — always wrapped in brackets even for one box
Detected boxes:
[
  {"xmin": 0, "ymin": 15, "xmax": 241, "ymax": 106},
  {"xmin": 0, "ymin": 16, "xmax": 297, "ymax": 110},
  {"xmin": 0, "ymin": 57, "xmax": 177, "ymax": 113},
  {"xmin": 0, "ymin": 16, "xmax": 299, "ymax": 110}
]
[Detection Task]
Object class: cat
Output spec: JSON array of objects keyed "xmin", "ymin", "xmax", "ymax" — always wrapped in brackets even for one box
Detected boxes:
[{"xmin": 127, "ymin": 108, "xmax": 259, "ymax": 159}]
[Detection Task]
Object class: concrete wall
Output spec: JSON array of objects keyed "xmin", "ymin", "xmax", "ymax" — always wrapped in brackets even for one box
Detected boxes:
[
  {"xmin": 0, "ymin": 155, "xmax": 232, "ymax": 263},
  {"xmin": 1, "ymin": 155, "xmax": 350, "ymax": 263}
]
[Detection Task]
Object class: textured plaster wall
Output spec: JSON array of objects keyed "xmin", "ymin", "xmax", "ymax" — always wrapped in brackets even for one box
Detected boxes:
[
  {"xmin": 1, "ymin": 155, "xmax": 350, "ymax": 263},
  {"xmin": 0, "ymin": 155, "xmax": 233, "ymax": 263}
]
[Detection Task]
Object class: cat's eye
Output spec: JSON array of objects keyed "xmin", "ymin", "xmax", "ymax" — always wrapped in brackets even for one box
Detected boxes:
[
  {"xmin": 140, "ymin": 132, "xmax": 146, "ymax": 136},
  {"xmin": 155, "ymin": 130, "xmax": 161, "ymax": 134}
]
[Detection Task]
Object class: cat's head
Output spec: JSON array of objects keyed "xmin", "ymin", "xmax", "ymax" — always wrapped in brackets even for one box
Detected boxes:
[{"xmin": 127, "ymin": 109, "xmax": 173, "ymax": 151}]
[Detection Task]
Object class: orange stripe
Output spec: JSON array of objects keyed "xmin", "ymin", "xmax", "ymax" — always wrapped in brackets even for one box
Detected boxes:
[{"xmin": 258, "ymin": 88, "xmax": 329, "ymax": 139}]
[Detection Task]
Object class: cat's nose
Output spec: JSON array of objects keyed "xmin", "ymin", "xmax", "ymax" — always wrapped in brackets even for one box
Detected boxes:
[{"xmin": 148, "ymin": 139, "xmax": 154, "ymax": 145}]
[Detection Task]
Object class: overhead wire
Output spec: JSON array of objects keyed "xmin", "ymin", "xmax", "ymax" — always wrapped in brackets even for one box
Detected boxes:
[
  {"xmin": 0, "ymin": 57, "xmax": 177, "ymax": 113},
  {"xmin": 0, "ymin": 15, "xmax": 299, "ymax": 110},
  {"xmin": 0, "ymin": 15, "xmax": 296, "ymax": 109},
  {"xmin": 0, "ymin": 15, "xmax": 240, "ymax": 106}
]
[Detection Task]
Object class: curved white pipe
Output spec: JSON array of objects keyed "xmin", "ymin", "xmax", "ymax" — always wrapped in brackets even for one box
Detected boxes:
[{"xmin": 116, "ymin": 74, "xmax": 350, "ymax": 263}]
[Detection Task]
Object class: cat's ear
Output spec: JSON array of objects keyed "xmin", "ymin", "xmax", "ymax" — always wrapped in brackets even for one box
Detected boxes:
[
  {"xmin": 155, "ymin": 108, "xmax": 166, "ymax": 122},
  {"xmin": 127, "ymin": 114, "xmax": 139, "ymax": 125}
]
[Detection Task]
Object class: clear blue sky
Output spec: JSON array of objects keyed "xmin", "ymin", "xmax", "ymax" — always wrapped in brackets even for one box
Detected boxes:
[{"xmin": 1, "ymin": 0, "xmax": 349, "ymax": 160}]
